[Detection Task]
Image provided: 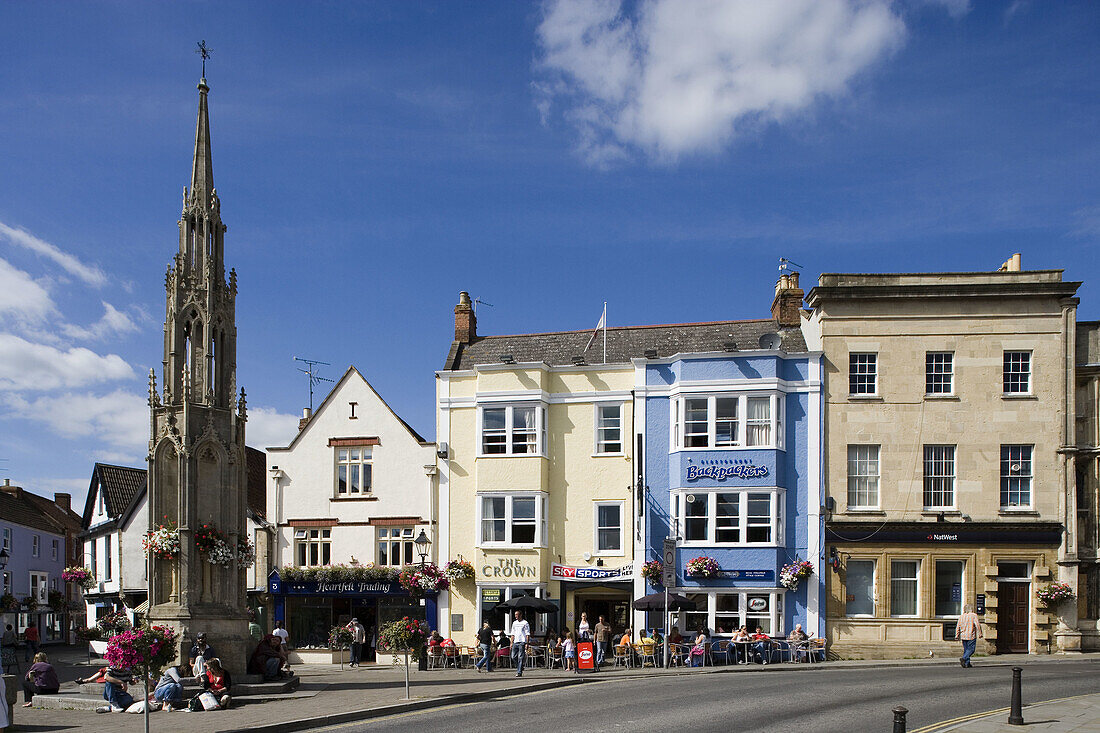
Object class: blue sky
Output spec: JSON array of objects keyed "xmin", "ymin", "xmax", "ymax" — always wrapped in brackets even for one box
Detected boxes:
[{"xmin": 1, "ymin": 0, "xmax": 1098, "ymax": 507}]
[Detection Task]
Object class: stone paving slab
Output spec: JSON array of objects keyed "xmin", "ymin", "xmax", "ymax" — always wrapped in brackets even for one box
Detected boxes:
[{"xmin": 922, "ymin": 693, "xmax": 1100, "ymax": 733}]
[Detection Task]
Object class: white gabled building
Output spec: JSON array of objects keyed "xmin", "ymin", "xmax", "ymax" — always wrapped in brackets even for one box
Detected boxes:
[{"xmin": 266, "ymin": 366, "xmax": 439, "ymax": 654}]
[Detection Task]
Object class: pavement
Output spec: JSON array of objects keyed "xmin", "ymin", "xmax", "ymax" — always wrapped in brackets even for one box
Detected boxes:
[
  {"xmin": 4, "ymin": 646, "xmax": 1099, "ymax": 732},
  {"xmin": 913, "ymin": 692, "xmax": 1100, "ymax": 733}
]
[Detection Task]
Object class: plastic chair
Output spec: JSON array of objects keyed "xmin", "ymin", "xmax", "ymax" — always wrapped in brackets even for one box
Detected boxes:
[
  {"xmin": 802, "ymin": 638, "xmax": 826, "ymax": 663},
  {"xmin": 442, "ymin": 644, "xmax": 459, "ymax": 668},
  {"xmin": 612, "ymin": 643, "xmax": 633, "ymax": 668},
  {"xmin": 494, "ymin": 646, "xmax": 512, "ymax": 669},
  {"xmin": 546, "ymin": 646, "xmax": 564, "ymax": 670},
  {"xmin": 426, "ymin": 645, "xmax": 445, "ymax": 669},
  {"xmin": 636, "ymin": 642, "xmax": 658, "ymax": 668},
  {"xmin": 710, "ymin": 640, "xmax": 731, "ymax": 665},
  {"xmin": 771, "ymin": 640, "xmax": 792, "ymax": 663}
]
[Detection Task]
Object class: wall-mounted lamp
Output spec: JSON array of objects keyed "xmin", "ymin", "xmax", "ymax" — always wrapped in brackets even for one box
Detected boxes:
[{"xmin": 436, "ymin": 442, "xmax": 448, "ymax": 460}]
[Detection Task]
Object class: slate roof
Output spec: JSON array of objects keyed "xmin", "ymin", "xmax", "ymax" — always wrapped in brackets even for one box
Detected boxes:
[
  {"xmin": 445, "ymin": 318, "xmax": 807, "ymax": 371},
  {"xmin": 0, "ymin": 486, "xmax": 78, "ymax": 536}
]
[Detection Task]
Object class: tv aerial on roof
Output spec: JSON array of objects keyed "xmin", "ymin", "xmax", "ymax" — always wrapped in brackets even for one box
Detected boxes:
[
  {"xmin": 294, "ymin": 356, "xmax": 334, "ymax": 412},
  {"xmin": 778, "ymin": 257, "xmax": 804, "ymax": 273}
]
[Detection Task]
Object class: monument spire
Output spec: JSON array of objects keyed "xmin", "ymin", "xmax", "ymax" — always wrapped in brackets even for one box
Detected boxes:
[{"xmin": 190, "ymin": 75, "xmax": 214, "ymax": 208}]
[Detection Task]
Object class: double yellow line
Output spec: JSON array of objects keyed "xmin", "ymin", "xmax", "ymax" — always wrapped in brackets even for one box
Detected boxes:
[{"xmin": 911, "ymin": 692, "xmax": 1098, "ymax": 733}]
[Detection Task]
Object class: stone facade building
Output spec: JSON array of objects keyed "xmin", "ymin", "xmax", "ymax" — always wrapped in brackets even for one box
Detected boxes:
[
  {"xmin": 1075, "ymin": 320, "xmax": 1100, "ymax": 651},
  {"xmin": 806, "ymin": 257, "xmax": 1082, "ymax": 657}
]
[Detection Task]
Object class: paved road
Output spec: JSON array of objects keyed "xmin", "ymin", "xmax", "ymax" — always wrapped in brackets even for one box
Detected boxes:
[{"xmin": 318, "ymin": 660, "xmax": 1100, "ymax": 733}]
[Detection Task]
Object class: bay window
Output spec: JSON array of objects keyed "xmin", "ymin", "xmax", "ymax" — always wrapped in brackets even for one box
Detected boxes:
[
  {"xmin": 480, "ymin": 403, "xmax": 547, "ymax": 456},
  {"xmin": 672, "ymin": 394, "xmax": 784, "ymax": 450},
  {"xmin": 477, "ymin": 492, "xmax": 548, "ymax": 547},
  {"xmin": 672, "ymin": 489, "xmax": 782, "ymax": 546},
  {"xmin": 677, "ymin": 591, "xmax": 785, "ymax": 636}
]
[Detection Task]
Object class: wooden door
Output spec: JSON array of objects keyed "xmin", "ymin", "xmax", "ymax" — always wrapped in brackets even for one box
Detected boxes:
[{"xmin": 996, "ymin": 583, "xmax": 1029, "ymax": 653}]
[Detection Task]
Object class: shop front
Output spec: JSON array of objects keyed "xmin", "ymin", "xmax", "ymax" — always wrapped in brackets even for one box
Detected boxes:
[
  {"xmin": 268, "ymin": 570, "xmax": 437, "ymax": 663},
  {"xmin": 825, "ymin": 522, "xmax": 1064, "ymax": 659},
  {"xmin": 471, "ymin": 555, "xmax": 551, "ymax": 637},
  {"xmin": 552, "ymin": 562, "xmax": 633, "ymax": 636}
]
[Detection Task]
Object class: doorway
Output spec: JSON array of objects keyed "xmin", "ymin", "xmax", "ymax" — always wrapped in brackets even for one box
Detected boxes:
[
  {"xmin": 576, "ymin": 596, "xmax": 629, "ymax": 635},
  {"xmin": 996, "ymin": 582, "xmax": 1029, "ymax": 653}
]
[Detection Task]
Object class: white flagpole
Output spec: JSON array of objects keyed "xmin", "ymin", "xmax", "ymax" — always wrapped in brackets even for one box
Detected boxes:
[{"xmin": 602, "ymin": 302, "xmax": 607, "ymax": 364}]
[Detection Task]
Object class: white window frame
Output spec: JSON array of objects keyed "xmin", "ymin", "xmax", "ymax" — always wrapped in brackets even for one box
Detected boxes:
[
  {"xmin": 377, "ymin": 527, "xmax": 415, "ymax": 567},
  {"xmin": 594, "ymin": 403, "xmax": 624, "ymax": 455},
  {"xmin": 846, "ymin": 445, "xmax": 881, "ymax": 510},
  {"xmin": 671, "ymin": 393, "xmax": 785, "ymax": 451},
  {"xmin": 477, "ymin": 403, "xmax": 548, "ymax": 457},
  {"xmin": 593, "ymin": 500, "xmax": 625, "ymax": 556},
  {"xmin": 2, "ymin": 527, "xmax": 10, "ymax": 552},
  {"xmin": 334, "ymin": 446, "xmax": 373, "ymax": 496},
  {"xmin": 1000, "ymin": 444, "xmax": 1033, "ymax": 510},
  {"xmin": 849, "ymin": 353, "xmax": 878, "ymax": 396},
  {"xmin": 32, "ymin": 535, "xmax": 40, "ymax": 558},
  {"xmin": 670, "ymin": 488, "xmax": 783, "ymax": 547},
  {"xmin": 51, "ymin": 539, "xmax": 58, "ymax": 562},
  {"xmin": 1003, "ymin": 351, "xmax": 1032, "ymax": 395},
  {"xmin": 29, "ymin": 572, "xmax": 49, "ymax": 604},
  {"xmin": 889, "ymin": 559, "xmax": 921, "ymax": 618},
  {"xmin": 925, "ymin": 352, "xmax": 954, "ymax": 396},
  {"xmin": 295, "ymin": 528, "xmax": 332, "ymax": 567},
  {"xmin": 923, "ymin": 445, "xmax": 956, "ymax": 510},
  {"xmin": 476, "ymin": 492, "xmax": 549, "ymax": 548},
  {"xmin": 676, "ymin": 590, "xmax": 786, "ymax": 636},
  {"xmin": 103, "ymin": 535, "xmax": 112, "ymax": 581}
]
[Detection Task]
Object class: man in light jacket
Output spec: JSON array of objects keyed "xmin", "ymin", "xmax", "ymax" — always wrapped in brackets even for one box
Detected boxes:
[
  {"xmin": 954, "ymin": 604, "xmax": 983, "ymax": 668},
  {"xmin": 346, "ymin": 618, "xmax": 366, "ymax": 668}
]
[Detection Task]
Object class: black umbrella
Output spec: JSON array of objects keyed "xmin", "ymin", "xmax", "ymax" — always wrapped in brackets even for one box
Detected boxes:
[
  {"xmin": 632, "ymin": 591, "xmax": 698, "ymax": 611},
  {"xmin": 496, "ymin": 595, "xmax": 557, "ymax": 614}
]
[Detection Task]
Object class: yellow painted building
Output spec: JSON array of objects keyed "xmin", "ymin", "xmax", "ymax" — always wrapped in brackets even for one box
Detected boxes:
[{"xmin": 436, "ymin": 294, "xmax": 639, "ymax": 640}]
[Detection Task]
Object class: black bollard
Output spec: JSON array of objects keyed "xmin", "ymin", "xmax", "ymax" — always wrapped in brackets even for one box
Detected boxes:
[
  {"xmin": 1008, "ymin": 666, "xmax": 1024, "ymax": 725},
  {"xmin": 418, "ymin": 644, "xmax": 428, "ymax": 671},
  {"xmin": 892, "ymin": 705, "xmax": 908, "ymax": 733}
]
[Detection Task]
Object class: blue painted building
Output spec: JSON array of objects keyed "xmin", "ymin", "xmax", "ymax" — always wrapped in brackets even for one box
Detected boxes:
[{"xmin": 636, "ymin": 280, "xmax": 824, "ymax": 638}]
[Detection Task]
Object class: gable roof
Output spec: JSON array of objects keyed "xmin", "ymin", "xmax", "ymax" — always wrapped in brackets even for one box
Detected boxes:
[
  {"xmin": 82, "ymin": 463, "xmax": 147, "ymax": 527},
  {"xmin": 0, "ymin": 485, "xmax": 80, "ymax": 536},
  {"xmin": 444, "ymin": 318, "xmax": 807, "ymax": 371},
  {"xmin": 272, "ymin": 365, "xmax": 432, "ymax": 451}
]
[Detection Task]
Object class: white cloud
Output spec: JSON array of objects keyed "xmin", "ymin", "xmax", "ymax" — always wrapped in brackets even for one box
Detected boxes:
[
  {"xmin": 246, "ymin": 406, "xmax": 301, "ymax": 450},
  {"xmin": 0, "ymin": 219, "xmax": 107, "ymax": 287},
  {"xmin": 920, "ymin": 0, "xmax": 970, "ymax": 18},
  {"xmin": 0, "ymin": 333, "xmax": 134, "ymax": 391},
  {"xmin": 3, "ymin": 389, "xmax": 148, "ymax": 450},
  {"xmin": 0, "ymin": 257, "xmax": 55, "ymax": 323},
  {"xmin": 60, "ymin": 301, "xmax": 143, "ymax": 341},
  {"xmin": 535, "ymin": 0, "xmax": 907, "ymax": 164}
]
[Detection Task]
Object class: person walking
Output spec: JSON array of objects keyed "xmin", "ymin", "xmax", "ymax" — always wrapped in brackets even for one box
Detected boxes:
[
  {"xmin": 955, "ymin": 604, "xmax": 983, "ymax": 668},
  {"xmin": 346, "ymin": 618, "xmax": 366, "ymax": 667},
  {"xmin": 593, "ymin": 615, "xmax": 611, "ymax": 668},
  {"xmin": 23, "ymin": 623, "xmax": 39, "ymax": 662},
  {"xmin": 508, "ymin": 610, "xmax": 531, "ymax": 678},
  {"xmin": 272, "ymin": 619, "xmax": 290, "ymax": 651},
  {"xmin": 474, "ymin": 621, "xmax": 494, "ymax": 672}
]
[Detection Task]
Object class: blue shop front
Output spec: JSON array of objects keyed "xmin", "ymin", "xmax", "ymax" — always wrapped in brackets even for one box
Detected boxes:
[
  {"xmin": 268, "ymin": 571, "xmax": 438, "ymax": 655},
  {"xmin": 641, "ymin": 349, "xmax": 824, "ymax": 638}
]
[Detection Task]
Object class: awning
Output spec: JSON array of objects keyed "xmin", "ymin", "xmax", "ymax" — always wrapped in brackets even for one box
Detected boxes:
[{"xmin": 131, "ymin": 600, "xmax": 149, "ymax": 614}]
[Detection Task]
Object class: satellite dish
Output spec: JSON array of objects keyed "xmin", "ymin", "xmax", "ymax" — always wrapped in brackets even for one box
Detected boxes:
[
  {"xmin": 583, "ymin": 552, "xmax": 592, "ymax": 561},
  {"xmin": 759, "ymin": 332, "xmax": 782, "ymax": 350}
]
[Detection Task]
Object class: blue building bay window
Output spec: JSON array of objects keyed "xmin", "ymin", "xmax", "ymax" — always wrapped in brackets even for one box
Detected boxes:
[{"xmin": 672, "ymin": 489, "xmax": 782, "ymax": 547}]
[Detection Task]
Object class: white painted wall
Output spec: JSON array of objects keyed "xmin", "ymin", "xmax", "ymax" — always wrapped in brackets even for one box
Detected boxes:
[{"xmin": 267, "ymin": 367, "xmax": 437, "ymax": 570}]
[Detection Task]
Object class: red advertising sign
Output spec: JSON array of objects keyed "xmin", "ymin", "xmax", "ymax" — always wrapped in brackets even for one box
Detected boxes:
[{"xmin": 577, "ymin": 641, "xmax": 595, "ymax": 673}]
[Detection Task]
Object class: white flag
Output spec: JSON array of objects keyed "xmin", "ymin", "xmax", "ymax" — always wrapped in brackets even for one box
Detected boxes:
[{"xmin": 584, "ymin": 306, "xmax": 606, "ymax": 353}]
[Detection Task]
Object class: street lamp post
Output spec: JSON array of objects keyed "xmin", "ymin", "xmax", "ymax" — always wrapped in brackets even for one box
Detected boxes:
[{"xmin": 414, "ymin": 530, "xmax": 431, "ymax": 569}]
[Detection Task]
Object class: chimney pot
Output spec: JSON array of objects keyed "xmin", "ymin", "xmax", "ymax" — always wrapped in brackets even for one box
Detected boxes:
[
  {"xmin": 298, "ymin": 407, "xmax": 312, "ymax": 432},
  {"xmin": 54, "ymin": 492, "xmax": 72, "ymax": 512},
  {"xmin": 771, "ymin": 273, "xmax": 805, "ymax": 328}
]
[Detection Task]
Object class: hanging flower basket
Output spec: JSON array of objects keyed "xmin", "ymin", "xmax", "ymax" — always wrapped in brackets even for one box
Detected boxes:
[
  {"xmin": 641, "ymin": 560, "xmax": 663, "ymax": 585},
  {"xmin": 22, "ymin": 595, "xmax": 39, "ymax": 612},
  {"xmin": 76, "ymin": 625, "xmax": 104, "ymax": 642},
  {"xmin": 97, "ymin": 611, "xmax": 132, "ymax": 636},
  {"xmin": 398, "ymin": 563, "xmax": 450, "ymax": 595},
  {"xmin": 104, "ymin": 625, "xmax": 179, "ymax": 676},
  {"xmin": 780, "ymin": 560, "xmax": 815, "ymax": 590},
  {"xmin": 377, "ymin": 616, "xmax": 431, "ymax": 660},
  {"xmin": 1036, "ymin": 582, "xmax": 1075, "ymax": 608},
  {"xmin": 237, "ymin": 537, "xmax": 256, "ymax": 569},
  {"xmin": 62, "ymin": 566, "xmax": 95, "ymax": 590},
  {"xmin": 443, "ymin": 559, "xmax": 475, "ymax": 581},
  {"xmin": 685, "ymin": 556, "xmax": 721, "ymax": 579},
  {"xmin": 279, "ymin": 564, "xmax": 400, "ymax": 584},
  {"xmin": 195, "ymin": 524, "xmax": 234, "ymax": 566},
  {"xmin": 143, "ymin": 519, "xmax": 181, "ymax": 559}
]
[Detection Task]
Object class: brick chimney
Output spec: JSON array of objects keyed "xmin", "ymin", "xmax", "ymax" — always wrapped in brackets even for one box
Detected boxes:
[
  {"xmin": 54, "ymin": 492, "xmax": 72, "ymax": 513},
  {"xmin": 771, "ymin": 272, "xmax": 804, "ymax": 328},
  {"xmin": 454, "ymin": 291, "xmax": 477, "ymax": 344},
  {"xmin": 299, "ymin": 407, "xmax": 312, "ymax": 432}
]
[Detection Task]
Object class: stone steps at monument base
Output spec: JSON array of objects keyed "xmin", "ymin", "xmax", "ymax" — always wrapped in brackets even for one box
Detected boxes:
[
  {"xmin": 35, "ymin": 677, "xmax": 300, "ymax": 711},
  {"xmin": 76, "ymin": 674, "xmax": 267, "ymax": 695}
]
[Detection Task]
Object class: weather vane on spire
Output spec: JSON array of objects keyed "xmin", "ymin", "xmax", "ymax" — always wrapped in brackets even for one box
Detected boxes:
[{"xmin": 196, "ymin": 40, "xmax": 212, "ymax": 78}]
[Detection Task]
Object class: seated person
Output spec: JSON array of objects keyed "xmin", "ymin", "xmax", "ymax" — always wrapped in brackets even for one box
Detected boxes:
[
  {"xmin": 76, "ymin": 666, "xmax": 110, "ymax": 684},
  {"xmin": 731, "ymin": 625, "xmax": 750, "ymax": 663},
  {"xmin": 788, "ymin": 624, "xmax": 809, "ymax": 643},
  {"xmin": 22, "ymin": 652, "xmax": 60, "ymax": 707},
  {"xmin": 152, "ymin": 664, "xmax": 186, "ymax": 710},
  {"xmin": 690, "ymin": 629, "xmax": 709, "ymax": 666},
  {"xmin": 751, "ymin": 627, "xmax": 771, "ymax": 663},
  {"xmin": 668, "ymin": 626, "xmax": 683, "ymax": 645},
  {"xmin": 249, "ymin": 634, "xmax": 290, "ymax": 681},
  {"xmin": 616, "ymin": 627, "xmax": 633, "ymax": 652},
  {"xmin": 96, "ymin": 667, "xmax": 135, "ymax": 713},
  {"xmin": 189, "ymin": 632, "xmax": 215, "ymax": 680},
  {"xmin": 428, "ymin": 630, "xmax": 444, "ymax": 647},
  {"xmin": 201, "ymin": 657, "xmax": 232, "ymax": 709}
]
